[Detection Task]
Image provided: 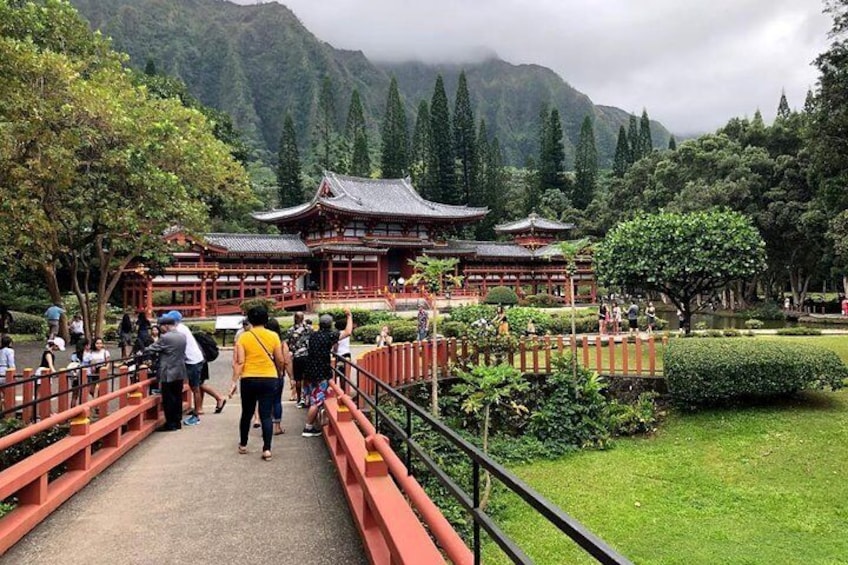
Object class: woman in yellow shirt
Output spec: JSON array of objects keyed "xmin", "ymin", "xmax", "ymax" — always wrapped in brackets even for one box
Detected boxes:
[{"xmin": 229, "ymin": 306, "xmax": 292, "ymax": 461}]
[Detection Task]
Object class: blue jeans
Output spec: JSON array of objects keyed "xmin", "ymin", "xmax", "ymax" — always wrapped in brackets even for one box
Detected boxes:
[
  {"xmin": 272, "ymin": 377, "xmax": 285, "ymax": 423},
  {"xmin": 418, "ymin": 329, "xmax": 427, "ymax": 341},
  {"xmin": 239, "ymin": 378, "xmax": 276, "ymax": 451}
]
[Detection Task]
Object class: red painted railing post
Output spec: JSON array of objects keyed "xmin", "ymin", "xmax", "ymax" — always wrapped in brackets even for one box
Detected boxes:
[
  {"xmin": 608, "ymin": 336, "xmax": 616, "ymax": 375},
  {"xmin": 519, "ymin": 339, "xmax": 526, "ymax": 373},
  {"xmin": 2, "ymin": 368, "xmax": 15, "ymax": 414},
  {"xmin": 594, "ymin": 336, "xmax": 603, "ymax": 373},
  {"xmin": 635, "ymin": 336, "xmax": 643, "ymax": 375},
  {"xmin": 22, "ymin": 368, "xmax": 34, "ymax": 423},
  {"xmin": 404, "ymin": 343, "xmax": 413, "ymax": 384},
  {"xmin": 422, "ymin": 342, "xmax": 431, "ymax": 381},
  {"xmin": 57, "ymin": 370, "xmax": 69, "ymax": 413},
  {"xmin": 412, "ymin": 341, "xmax": 421, "ymax": 381},
  {"xmin": 648, "ymin": 336, "xmax": 657, "ymax": 376},
  {"xmin": 118, "ymin": 365, "xmax": 129, "ymax": 408},
  {"xmin": 98, "ymin": 367, "xmax": 109, "ymax": 416},
  {"xmin": 37, "ymin": 374, "xmax": 51, "ymax": 421},
  {"xmin": 581, "ymin": 336, "xmax": 589, "ymax": 368}
]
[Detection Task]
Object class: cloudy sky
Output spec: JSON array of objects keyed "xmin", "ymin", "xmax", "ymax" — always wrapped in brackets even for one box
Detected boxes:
[{"xmin": 241, "ymin": 0, "xmax": 832, "ymax": 135}]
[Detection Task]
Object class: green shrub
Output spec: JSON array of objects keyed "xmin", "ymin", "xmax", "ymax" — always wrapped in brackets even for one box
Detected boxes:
[
  {"xmin": 694, "ymin": 321, "xmax": 709, "ymax": 331},
  {"xmin": 8, "ymin": 311, "xmax": 47, "ymax": 336},
  {"xmin": 504, "ymin": 307, "xmax": 553, "ymax": 335},
  {"xmin": 448, "ymin": 304, "xmax": 496, "ymax": 325},
  {"xmin": 185, "ymin": 321, "xmax": 217, "ymax": 334},
  {"xmin": 665, "ymin": 339, "xmax": 848, "ymax": 407},
  {"xmin": 352, "ymin": 321, "xmax": 420, "ymax": 343},
  {"xmin": 483, "ymin": 286, "xmax": 519, "ymax": 305},
  {"xmin": 722, "ymin": 329, "xmax": 741, "ymax": 337},
  {"xmin": 524, "ymin": 293, "xmax": 562, "ymax": 308},
  {"xmin": 240, "ymin": 297, "xmax": 276, "ymax": 314},
  {"xmin": 0, "ymin": 419, "xmax": 69, "ymax": 479},
  {"xmin": 739, "ymin": 302, "xmax": 785, "ymax": 321},
  {"xmin": 610, "ymin": 392, "xmax": 659, "ymax": 435},
  {"xmin": 699, "ymin": 329, "xmax": 725, "ymax": 338},
  {"xmin": 775, "ymin": 326, "xmax": 822, "ymax": 336},
  {"xmin": 440, "ymin": 321, "xmax": 467, "ymax": 339},
  {"xmin": 318, "ymin": 308, "xmax": 396, "ymax": 327},
  {"xmin": 744, "ymin": 318, "xmax": 764, "ymax": 329}
]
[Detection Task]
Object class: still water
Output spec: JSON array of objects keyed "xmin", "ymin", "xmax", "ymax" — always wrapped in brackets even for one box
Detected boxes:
[{"xmin": 655, "ymin": 310, "xmax": 796, "ymax": 330}]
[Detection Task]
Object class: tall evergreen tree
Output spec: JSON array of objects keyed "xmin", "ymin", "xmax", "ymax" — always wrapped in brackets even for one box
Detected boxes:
[
  {"xmin": 470, "ymin": 119, "xmax": 489, "ymax": 208},
  {"xmin": 411, "ymin": 100, "xmax": 432, "ymax": 194},
  {"xmin": 380, "ymin": 76, "xmax": 409, "ymax": 178},
  {"xmin": 626, "ymin": 114, "xmax": 640, "ymax": 164},
  {"xmin": 144, "ymin": 58, "xmax": 157, "ymax": 76},
  {"xmin": 277, "ymin": 113, "xmax": 303, "ymax": 207},
  {"xmin": 312, "ymin": 76, "xmax": 338, "ymax": 174},
  {"xmin": 638, "ymin": 109, "xmax": 653, "ymax": 158},
  {"xmin": 429, "ymin": 74, "xmax": 455, "ymax": 203},
  {"xmin": 612, "ymin": 125, "xmax": 630, "ymax": 177},
  {"xmin": 804, "ymin": 89, "xmax": 816, "ymax": 115},
  {"xmin": 344, "ymin": 89, "xmax": 370, "ymax": 176},
  {"xmin": 477, "ymin": 129, "xmax": 505, "ymax": 239},
  {"xmin": 777, "ymin": 90, "xmax": 791, "ymax": 120},
  {"xmin": 453, "ymin": 71, "xmax": 477, "ymax": 205},
  {"xmin": 668, "ymin": 135, "xmax": 677, "ymax": 150},
  {"xmin": 538, "ymin": 107, "xmax": 565, "ymax": 192},
  {"xmin": 573, "ymin": 115, "xmax": 598, "ymax": 209}
]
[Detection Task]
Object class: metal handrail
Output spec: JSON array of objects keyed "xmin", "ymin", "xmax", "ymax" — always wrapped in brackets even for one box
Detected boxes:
[{"xmin": 332, "ymin": 353, "xmax": 633, "ymax": 565}]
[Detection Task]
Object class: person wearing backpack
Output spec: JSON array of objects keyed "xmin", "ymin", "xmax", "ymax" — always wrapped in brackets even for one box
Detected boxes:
[
  {"xmin": 285, "ymin": 311, "xmax": 312, "ymax": 408},
  {"xmin": 194, "ymin": 330, "xmax": 227, "ymax": 415}
]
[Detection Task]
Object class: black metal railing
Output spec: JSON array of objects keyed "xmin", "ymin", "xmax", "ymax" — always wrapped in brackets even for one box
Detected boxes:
[
  {"xmin": 332, "ymin": 353, "xmax": 633, "ymax": 565},
  {"xmin": 0, "ymin": 354, "xmax": 156, "ymax": 421}
]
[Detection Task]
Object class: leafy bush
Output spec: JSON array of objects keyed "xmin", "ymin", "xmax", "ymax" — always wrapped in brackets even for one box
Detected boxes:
[
  {"xmin": 699, "ymin": 329, "xmax": 725, "ymax": 338},
  {"xmin": 610, "ymin": 392, "xmax": 659, "ymax": 435},
  {"xmin": 524, "ymin": 293, "xmax": 563, "ymax": 308},
  {"xmin": 0, "ymin": 419, "xmax": 69, "ymax": 479},
  {"xmin": 8, "ymin": 311, "xmax": 47, "ymax": 336},
  {"xmin": 319, "ymin": 308, "xmax": 397, "ymax": 327},
  {"xmin": 665, "ymin": 339, "xmax": 848, "ymax": 407},
  {"xmin": 776, "ymin": 326, "xmax": 822, "ymax": 336},
  {"xmin": 694, "ymin": 321, "xmax": 709, "ymax": 331},
  {"xmin": 739, "ymin": 302, "xmax": 785, "ymax": 321},
  {"xmin": 483, "ymin": 286, "xmax": 519, "ymax": 305},
  {"xmin": 352, "ymin": 321, "xmax": 420, "ymax": 343},
  {"xmin": 440, "ymin": 321, "xmax": 467, "ymax": 339},
  {"xmin": 505, "ymin": 307, "xmax": 553, "ymax": 335},
  {"xmin": 722, "ymin": 329, "xmax": 742, "ymax": 337},
  {"xmin": 744, "ymin": 318, "xmax": 764, "ymax": 329},
  {"xmin": 448, "ymin": 304, "xmax": 496, "ymax": 325},
  {"xmin": 240, "ymin": 297, "xmax": 276, "ymax": 314}
]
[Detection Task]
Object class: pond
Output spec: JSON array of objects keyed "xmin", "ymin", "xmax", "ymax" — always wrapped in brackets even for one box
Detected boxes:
[{"xmin": 655, "ymin": 310, "xmax": 795, "ymax": 330}]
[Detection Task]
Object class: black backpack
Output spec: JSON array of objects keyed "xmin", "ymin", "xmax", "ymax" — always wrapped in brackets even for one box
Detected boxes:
[{"xmin": 193, "ymin": 331, "xmax": 219, "ymax": 362}]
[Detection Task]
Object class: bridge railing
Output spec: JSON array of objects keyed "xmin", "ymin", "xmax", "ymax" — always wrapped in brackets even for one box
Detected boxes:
[
  {"xmin": 0, "ymin": 365, "xmax": 166, "ymax": 554},
  {"xmin": 330, "ymin": 353, "xmax": 633, "ymax": 564}
]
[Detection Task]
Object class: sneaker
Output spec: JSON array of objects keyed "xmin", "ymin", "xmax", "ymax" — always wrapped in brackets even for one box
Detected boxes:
[
  {"xmin": 296, "ymin": 401, "xmax": 305, "ymax": 409},
  {"xmin": 301, "ymin": 426, "xmax": 321, "ymax": 438},
  {"xmin": 183, "ymin": 415, "xmax": 200, "ymax": 426}
]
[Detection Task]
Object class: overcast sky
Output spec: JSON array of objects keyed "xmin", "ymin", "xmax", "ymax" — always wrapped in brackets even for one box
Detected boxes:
[{"xmin": 239, "ymin": 0, "xmax": 832, "ymax": 135}]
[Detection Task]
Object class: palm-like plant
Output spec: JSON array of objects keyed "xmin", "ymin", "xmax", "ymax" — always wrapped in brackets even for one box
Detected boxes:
[
  {"xmin": 553, "ymin": 238, "xmax": 592, "ymax": 378},
  {"xmin": 407, "ymin": 255, "xmax": 464, "ymax": 416}
]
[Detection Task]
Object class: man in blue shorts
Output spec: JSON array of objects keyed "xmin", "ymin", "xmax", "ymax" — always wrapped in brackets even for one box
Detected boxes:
[{"xmin": 301, "ymin": 308, "xmax": 352, "ymax": 437}]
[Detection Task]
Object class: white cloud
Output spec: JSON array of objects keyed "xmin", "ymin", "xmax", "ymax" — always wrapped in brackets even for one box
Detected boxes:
[{"xmin": 236, "ymin": 0, "xmax": 831, "ymax": 134}]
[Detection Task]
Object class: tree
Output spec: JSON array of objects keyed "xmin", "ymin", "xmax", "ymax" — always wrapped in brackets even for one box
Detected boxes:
[
  {"xmin": 626, "ymin": 114, "xmax": 640, "ymax": 165},
  {"xmin": 380, "ymin": 76, "xmax": 409, "ymax": 178},
  {"xmin": 668, "ymin": 135, "xmax": 677, "ymax": 151},
  {"xmin": 277, "ymin": 113, "xmax": 303, "ymax": 207},
  {"xmin": 553, "ymin": 238, "xmax": 592, "ymax": 379},
  {"xmin": 453, "ymin": 71, "xmax": 477, "ymax": 205},
  {"xmin": 475, "ymin": 121, "xmax": 505, "ymax": 239},
  {"xmin": 344, "ymin": 89, "xmax": 370, "ymax": 176},
  {"xmin": 429, "ymin": 75, "xmax": 455, "ymax": 203},
  {"xmin": 406, "ymin": 255, "xmax": 463, "ymax": 416},
  {"xmin": 573, "ymin": 116, "xmax": 598, "ymax": 209},
  {"xmin": 612, "ymin": 125, "xmax": 630, "ymax": 177},
  {"xmin": 638, "ymin": 109, "xmax": 653, "ymax": 158},
  {"xmin": 594, "ymin": 211, "xmax": 767, "ymax": 334},
  {"xmin": 777, "ymin": 90, "xmax": 791, "ymax": 120},
  {"xmin": 538, "ymin": 107, "xmax": 565, "ymax": 192},
  {"xmin": 410, "ymin": 100, "xmax": 432, "ymax": 194},
  {"xmin": 312, "ymin": 76, "xmax": 338, "ymax": 174}
]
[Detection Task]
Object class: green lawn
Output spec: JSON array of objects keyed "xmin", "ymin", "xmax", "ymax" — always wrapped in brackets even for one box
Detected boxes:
[{"xmin": 485, "ymin": 335, "xmax": 848, "ymax": 564}]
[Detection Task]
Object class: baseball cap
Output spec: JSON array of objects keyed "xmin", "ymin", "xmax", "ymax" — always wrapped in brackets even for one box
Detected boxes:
[
  {"xmin": 48, "ymin": 336, "xmax": 66, "ymax": 351},
  {"xmin": 158, "ymin": 315, "xmax": 176, "ymax": 326},
  {"xmin": 165, "ymin": 310, "xmax": 183, "ymax": 323}
]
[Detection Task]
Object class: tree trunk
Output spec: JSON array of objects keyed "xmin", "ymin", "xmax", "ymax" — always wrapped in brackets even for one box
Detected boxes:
[
  {"xmin": 842, "ymin": 274, "xmax": 848, "ymax": 297},
  {"xmin": 41, "ymin": 262, "xmax": 68, "ymax": 341}
]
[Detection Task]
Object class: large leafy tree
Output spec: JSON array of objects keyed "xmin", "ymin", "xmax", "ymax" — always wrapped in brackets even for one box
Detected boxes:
[
  {"xmin": 595, "ymin": 210, "xmax": 767, "ymax": 333},
  {"xmin": 0, "ymin": 0, "xmax": 251, "ymax": 337},
  {"xmin": 277, "ymin": 113, "xmax": 303, "ymax": 207},
  {"xmin": 453, "ymin": 71, "xmax": 477, "ymax": 205},
  {"xmin": 380, "ymin": 76, "xmax": 409, "ymax": 178},
  {"xmin": 429, "ymin": 75, "xmax": 455, "ymax": 203},
  {"xmin": 573, "ymin": 115, "xmax": 598, "ymax": 209}
]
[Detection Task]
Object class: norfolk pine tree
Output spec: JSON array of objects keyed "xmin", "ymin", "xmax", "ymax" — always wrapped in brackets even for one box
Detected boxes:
[
  {"xmin": 638, "ymin": 109, "xmax": 653, "ymax": 158},
  {"xmin": 777, "ymin": 90, "xmax": 791, "ymax": 120},
  {"xmin": 277, "ymin": 113, "xmax": 303, "ymax": 207},
  {"xmin": 429, "ymin": 75, "xmax": 455, "ymax": 203},
  {"xmin": 538, "ymin": 107, "xmax": 565, "ymax": 192},
  {"xmin": 380, "ymin": 76, "xmax": 409, "ymax": 178},
  {"xmin": 668, "ymin": 135, "xmax": 677, "ymax": 150},
  {"xmin": 627, "ymin": 114, "xmax": 640, "ymax": 164},
  {"xmin": 411, "ymin": 100, "xmax": 432, "ymax": 193},
  {"xmin": 574, "ymin": 115, "xmax": 598, "ymax": 209},
  {"xmin": 453, "ymin": 71, "xmax": 477, "ymax": 205},
  {"xmin": 313, "ymin": 76, "xmax": 338, "ymax": 174},
  {"xmin": 344, "ymin": 89, "xmax": 370, "ymax": 176},
  {"xmin": 613, "ymin": 125, "xmax": 630, "ymax": 177}
]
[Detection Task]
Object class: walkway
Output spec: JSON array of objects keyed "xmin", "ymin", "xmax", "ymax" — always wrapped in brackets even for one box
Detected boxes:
[{"xmin": 1, "ymin": 350, "xmax": 366, "ymax": 565}]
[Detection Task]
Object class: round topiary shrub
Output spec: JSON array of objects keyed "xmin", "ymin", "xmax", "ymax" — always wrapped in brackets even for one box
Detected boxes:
[
  {"xmin": 665, "ymin": 339, "xmax": 848, "ymax": 407},
  {"xmin": 483, "ymin": 286, "xmax": 519, "ymax": 305},
  {"xmin": 744, "ymin": 318, "xmax": 764, "ymax": 329}
]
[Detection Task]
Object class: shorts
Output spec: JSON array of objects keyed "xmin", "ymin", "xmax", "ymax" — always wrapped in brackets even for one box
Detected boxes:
[
  {"xmin": 628, "ymin": 318, "xmax": 638, "ymax": 330},
  {"xmin": 119, "ymin": 332, "xmax": 133, "ymax": 347},
  {"xmin": 292, "ymin": 356, "xmax": 308, "ymax": 382},
  {"xmin": 186, "ymin": 362, "xmax": 204, "ymax": 388},
  {"xmin": 304, "ymin": 380, "xmax": 331, "ymax": 407},
  {"xmin": 200, "ymin": 362, "xmax": 210, "ymax": 383}
]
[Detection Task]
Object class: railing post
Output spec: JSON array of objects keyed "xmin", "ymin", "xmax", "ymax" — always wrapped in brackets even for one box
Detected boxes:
[
  {"xmin": 594, "ymin": 336, "xmax": 603, "ymax": 373},
  {"xmin": 118, "ymin": 365, "xmax": 130, "ymax": 408},
  {"xmin": 2, "ymin": 368, "xmax": 15, "ymax": 414},
  {"xmin": 472, "ymin": 460, "xmax": 481, "ymax": 565},
  {"xmin": 57, "ymin": 370, "xmax": 69, "ymax": 413},
  {"xmin": 622, "ymin": 337, "xmax": 629, "ymax": 374},
  {"xmin": 648, "ymin": 336, "xmax": 657, "ymax": 376},
  {"xmin": 37, "ymin": 372, "xmax": 52, "ymax": 421},
  {"xmin": 412, "ymin": 341, "xmax": 421, "ymax": 381},
  {"xmin": 519, "ymin": 339, "xmax": 526, "ymax": 373},
  {"xmin": 635, "ymin": 336, "xmax": 643, "ymax": 375},
  {"xmin": 608, "ymin": 336, "xmax": 616, "ymax": 375},
  {"xmin": 22, "ymin": 368, "xmax": 34, "ymax": 423},
  {"xmin": 532, "ymin": 337, "xmax": 539, "ymax": 374},
  {"xmin": 543, "ymin": 336, "xmax": 551, "ymax": 373},
  {"xmin": 581, "ymin": 336, "xmax": 589, "ymax": 368}
]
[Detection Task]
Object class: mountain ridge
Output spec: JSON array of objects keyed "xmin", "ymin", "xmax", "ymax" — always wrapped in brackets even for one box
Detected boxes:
[{"xmin": 70, "ymin": 0, "xmax": 671, "ymax": 167}]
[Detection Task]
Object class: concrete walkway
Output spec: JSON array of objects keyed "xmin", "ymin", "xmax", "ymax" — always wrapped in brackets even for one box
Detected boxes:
[{"xmin": 2, "ymin": 350, "xmax": 367, "ymax": 565}]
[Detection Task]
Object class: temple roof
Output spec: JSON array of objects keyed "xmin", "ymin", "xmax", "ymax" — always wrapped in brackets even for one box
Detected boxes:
[
  {"xmin": 204, "ymin": 233, "xmax": 311, "ymax": 256},
  {"xmin": 494, "ymin": 213, "xmax": 575, "ymax": 234},
  {"xmin": 429, "ymin": 240, "xmax": 563, "ymax": 260},
  {"xmin": 253, "ymin": 172, "xmax": 488, "ymax": 224}
]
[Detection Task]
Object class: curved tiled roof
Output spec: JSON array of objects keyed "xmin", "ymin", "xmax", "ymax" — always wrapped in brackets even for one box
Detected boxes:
[
  {"xmin": 203, "ymin": 233, "xmax": 311, "ymax": 256},
  {"xmin": 495, "ymin": 213, "xmax": 575, "ymax": 234},
  {"xmin": 253, "ymin": 172, "xmax": 488, "ymax": 223}
]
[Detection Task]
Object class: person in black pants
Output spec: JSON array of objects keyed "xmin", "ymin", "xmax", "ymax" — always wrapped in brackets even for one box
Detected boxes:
[{"xmin": 145, "ymin": 316, "xmax": 187, "ymax": 431}]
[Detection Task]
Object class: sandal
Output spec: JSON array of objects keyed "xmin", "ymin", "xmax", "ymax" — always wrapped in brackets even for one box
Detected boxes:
[
  {"xmin": 262, "ymin": 450, "xmax": 272, "ymax": 461},
  {"xmin": 215, "ymin": 399, "xmax": 227, "ymax": 414},
  {"xmin": 238, "ymin": 445, "xmax": 247, "ymax": 455},
  {"xmin": 274, "ymin": 426, "xmax": 285, "ymax": 436}
]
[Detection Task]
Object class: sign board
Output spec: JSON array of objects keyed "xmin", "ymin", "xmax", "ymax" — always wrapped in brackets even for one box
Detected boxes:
[{"xmin": 215, "ymin": 315, "xmax": 244, "ymax": 331}]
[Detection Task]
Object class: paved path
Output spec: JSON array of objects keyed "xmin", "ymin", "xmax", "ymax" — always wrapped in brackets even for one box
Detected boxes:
[{"xmin": 2, "ymin": 350, "xmax": 367, "ymax": 565}]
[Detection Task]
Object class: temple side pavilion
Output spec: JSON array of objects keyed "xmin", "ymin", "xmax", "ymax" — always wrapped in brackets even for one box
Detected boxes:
[{"xmin": 121, "ymin": 173, "xmax": 595, "ymax": 316}]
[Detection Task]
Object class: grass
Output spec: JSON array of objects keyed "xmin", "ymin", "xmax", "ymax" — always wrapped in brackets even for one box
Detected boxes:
[{"xmin": 483, "ymin": 335, "xmax": 848, "ymax": 564}]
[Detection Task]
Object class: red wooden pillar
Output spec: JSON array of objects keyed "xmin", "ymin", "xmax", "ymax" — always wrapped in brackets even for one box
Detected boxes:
[
  {"xmin": 265, "ymin": 274, "xmax": 271, "ymax": 298},
  {"xmin": 2, "ymin": 369, "xmax": 16, "ymax": 413},
  {"xmin": 211, "ymin": 276, "xmax": 219, "ymax": 315},
  {"xmin": 347, "ymin": 256, "xmax": 353, "ymax": 291},
  {"xmin": 145, "ymin": 277, "xmax": 154, "ymax": 317},
  {"xmin": 22, "ymin": 368, "xmax": 34, "ymax": 423},
  {"xmin": 200, "ymin": 277, "xmax": 208, "ymax": 318},
  {"xmin": 239, "ymin": 275, "xmax": 246, "ymax": 302},
  {"xmin": 412, "ymin": 341, "xmax": 421, "ymax": 381},
  {"xmin": 328, "ymin": 258, "xmax": 335, "ymax": 293}
]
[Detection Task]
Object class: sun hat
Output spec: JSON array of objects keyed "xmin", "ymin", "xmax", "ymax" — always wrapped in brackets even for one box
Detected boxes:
[{"xmin": 48, "ymin": 336, "xmax": 66, "ymax": 351}]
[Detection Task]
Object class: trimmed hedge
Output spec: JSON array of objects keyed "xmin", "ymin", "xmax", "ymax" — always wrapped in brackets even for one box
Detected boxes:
[
  {"xmin": 483, "ymin": 286, "xmax": 519, "ymax": 305},
  {"xmin": 775, "ymin": 326, "xmax": 822, "ymax": 336},
  {"xmin": 448, "ymin": 304, "xmax": 496, "ymax": 325},
  {"xmin": 524, "ymin": 293, "xmax": 563, "ymax": 308},
  {"xmin": 319, "ymin": 308, "xmax": 397, "ymax": 327},
  {"xmin": 353, "ymin": 321, "xmax": 420, "ymax": 343},
  {"xmin": 665, "ymin": 339, "xmax": 848, "ymax": 407},
  {"xmin": 8, "ymin": 311, "xmax": 47, "ymax": 336}
]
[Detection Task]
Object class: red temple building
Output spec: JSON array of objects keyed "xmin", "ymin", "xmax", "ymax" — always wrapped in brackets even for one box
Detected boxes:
[{"xmin": 121, "ymin": 173, "xmax": 595, "ymax": 316}]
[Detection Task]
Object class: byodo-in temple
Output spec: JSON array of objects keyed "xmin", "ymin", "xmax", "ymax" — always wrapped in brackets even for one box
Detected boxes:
[{"xmin": 122, "ymin": 173, "xmax": 596, "ymax": 316}]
